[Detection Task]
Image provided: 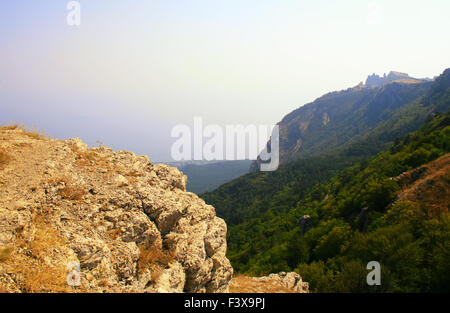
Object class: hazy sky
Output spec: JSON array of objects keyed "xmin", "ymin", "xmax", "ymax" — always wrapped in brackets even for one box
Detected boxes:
[{"xmin": 1, "ymin": 1, "xmax": 449, "ymax": 161}]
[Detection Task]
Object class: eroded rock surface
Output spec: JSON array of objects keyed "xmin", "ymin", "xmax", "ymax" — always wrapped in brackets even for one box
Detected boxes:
[
  {"xmin": 229, "ymin": 272, "xmax": 309, "ymax": 293},
  {"xmin": 0, "ymin": 128, "xmax": 232, "ymax": 293}
]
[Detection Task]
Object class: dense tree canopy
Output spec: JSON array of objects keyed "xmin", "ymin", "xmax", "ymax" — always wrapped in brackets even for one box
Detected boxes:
[{"xmin": 202, "ymin": 112, "xmax": 450, "ymax": 292}]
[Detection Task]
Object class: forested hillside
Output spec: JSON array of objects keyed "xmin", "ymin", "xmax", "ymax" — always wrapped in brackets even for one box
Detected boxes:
[
  {"xmin": 210, "ymin": 112, "xmax": 450, "ymax": 292},
  {"xmin": 201, "ymin": 68, "xmax": 450, "ymax": 292},
  {"xmin": 204, "ymin": 69, "xmax": 450, "ymax": 228}
]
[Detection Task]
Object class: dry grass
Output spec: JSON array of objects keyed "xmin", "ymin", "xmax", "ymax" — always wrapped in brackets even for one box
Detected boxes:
[
  {"xmin": 58, "ymin": 185, "xmax": 86, "ymax": 201},
  {"xmin": 16, "ymin": 262, "xmax": 69, "ymax": 293},
  {"xmin": 49, "ymin": 177, "xmax": 87, "ymax": 201},
  {"xmin": 117, "ymin": 182, "xmax": 127, "ymax": 188},
  {"xmin": 0, "ymin": 123, "xmax": 47, "ymax": 140},
  {"xmin": 0, "ymin": 124, "xmax": 20, "ymax": 131},
  {"xmin": 124, "ymin": 171, "xmax": 144, "ymax": 177},
  {"xmin": 137, "ymin": 243, "xmax": 176, "ymax": 283},
  {"xmin": 11, "ymin": 258, "xmax": 70, "ymax": 293},
  {"xmin": 5, "ymin": 214, "xmax": 71, "ymax": 293},
  {"xmin": 108, "ymin": 228, "xmax": 122, "ymax": 240},
  {"xmin": 0, "ymin": 246, "xmax": 13, "ymax": 262},
  {"xmin": 75, "ymin": 151, "xmax": 101, "ymax": 167},
  {"xmin": 0, "ymin": 148, "xmax": 9, "ymax": 169},
  {"xmin": 396, "ymin": 153, "xmax": 450, "ymax": 217},
  {"xmin": 28, "ymin": 215, "xmax": 66, "ymax": 258},
  {"xmin": 69, "ymin": 144, "xmax": 112, "ymax": 171}
]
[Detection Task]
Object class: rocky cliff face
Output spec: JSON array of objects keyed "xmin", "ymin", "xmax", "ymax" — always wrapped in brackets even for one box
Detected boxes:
[
  {"xmin": 365, "ymin": 71, "xmax": 418, "ymax": 87},
  {"xmin": 0, "ymin": 127, "xmax": 232, "ymax": 293}
]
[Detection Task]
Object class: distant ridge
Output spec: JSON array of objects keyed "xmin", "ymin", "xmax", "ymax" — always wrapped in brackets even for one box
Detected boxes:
[
  {"xmin": 365, "ymin": 71, "xmax": 430, "ymax": 87},
  {"xmin": 250, "ymin": 69, "xmax": 448, "ymax": 171}
]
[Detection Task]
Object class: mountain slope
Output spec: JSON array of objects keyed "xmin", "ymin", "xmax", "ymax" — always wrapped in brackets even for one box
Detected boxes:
[
  {"xmin": 395, "ymin": 153, "xmax": 450, "ymax": 216},
  {"xmin": 204, "ymin": 69, "xmax": 450, "ymax": 228},
  {"xmin": 252, "ymin": 70, "xmax": 450, "ymax": 170},
  {"xmin": 201, "ymin": 68, "xmax": 450, "ymax": 292},
  {"xmin": 222, "ymin": 112, "xmax": 450, "ymax": 292}
]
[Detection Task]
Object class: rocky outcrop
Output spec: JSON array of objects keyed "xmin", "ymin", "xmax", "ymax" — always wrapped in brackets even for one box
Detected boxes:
[
  {"xmin": 365, "ymin": 71, "xmax": 424, "ymax": 87},
  {"xmin": 229, "ymin": 272, "xmax": 309, "ymax": 293},
  {"xmin": 357, "ymin": 207, "xmax": 369, "ymax": 233},
  {"xmin": 300, "ymin": 215, "xmax": 311, "ymax": 234},
  {"xmin": 0, "ymin": 127, "xmax": 232, "ymax": 293},
  {"xmin": 253, "ymin": 272, "xmax": 309, "ymax": 292}
]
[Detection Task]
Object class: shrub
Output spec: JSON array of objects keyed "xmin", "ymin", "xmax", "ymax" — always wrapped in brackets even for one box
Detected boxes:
[
  {"xmin": 296, "ymin": 261, "xmax": 335, "ymax": 293},
  {"xmin": 58, "ymin": 185, "xmax": 86, "ymax": 201},
  {"xmin": 0, "ymin": 246, "xmax": 13, "ymax": 262},
  {"xmin": 5, "ymin": 214, "xmax": 71, "ymax": 293},
  {"xmin": 137, "ymin": 243, "xmax": 176, "ymax": 283},
  {"xmin": 313, "ymin": 224, "xmax": 353, "ymax": 260}
]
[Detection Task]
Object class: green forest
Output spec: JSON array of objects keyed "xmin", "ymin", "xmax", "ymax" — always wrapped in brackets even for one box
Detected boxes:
[{"xmin": 202, "ymin": 112, "xmax": 450, "ymax": 292}]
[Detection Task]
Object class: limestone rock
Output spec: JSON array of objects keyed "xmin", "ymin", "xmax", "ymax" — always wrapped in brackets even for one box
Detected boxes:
[
  {"xmin": 253, "ymin": 272, "xmax": 309, "ymax": 292},
  {"xmin": 229, "ymin": 272, "xmax": 309, "ymax": 293},
  {"xmin": 0, "ymin": 128, "xmax": 232, "ymax": 293}
]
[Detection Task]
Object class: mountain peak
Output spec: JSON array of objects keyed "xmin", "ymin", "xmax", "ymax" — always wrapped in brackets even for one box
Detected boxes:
[{"xmin": 365, "ymin": 71, "xmax": 415, "ymax": 87}]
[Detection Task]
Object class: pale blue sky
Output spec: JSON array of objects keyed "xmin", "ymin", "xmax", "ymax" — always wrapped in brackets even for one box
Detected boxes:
[{"xmin": 1, "ymin": 1, "xmax": 449, "ymax": 161}]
